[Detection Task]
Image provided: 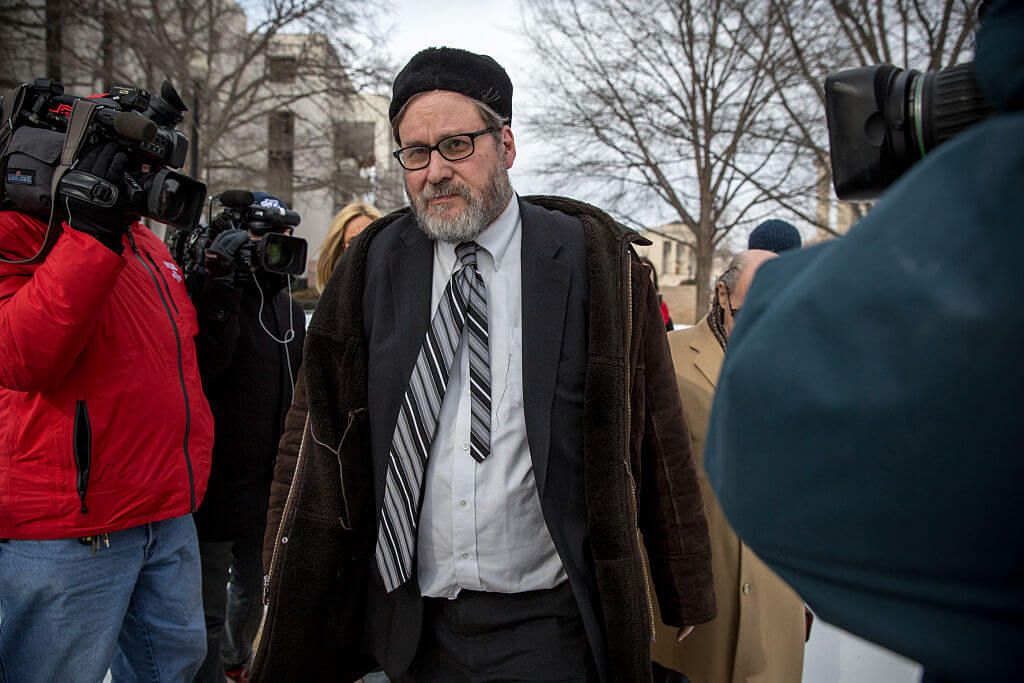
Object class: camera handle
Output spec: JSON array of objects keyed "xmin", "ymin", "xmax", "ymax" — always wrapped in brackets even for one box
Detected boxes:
[
  {"xmin": 59, "ymin": 171, "xmax": 121, "ymax": 208},
  {"xmin": 0, "ymin": 98, "xmax": 97, "ymax": 265}
]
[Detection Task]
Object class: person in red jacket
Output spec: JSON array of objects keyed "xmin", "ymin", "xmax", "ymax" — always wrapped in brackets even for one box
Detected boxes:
[{"xmin": 0, "ymin": 141, "xmax": 214, "ymax": 681}]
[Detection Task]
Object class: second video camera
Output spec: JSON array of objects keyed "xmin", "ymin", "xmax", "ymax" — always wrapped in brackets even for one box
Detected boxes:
[{"xmin": 167, "ymin": 189, "xmax": 308, "ymax": 279}]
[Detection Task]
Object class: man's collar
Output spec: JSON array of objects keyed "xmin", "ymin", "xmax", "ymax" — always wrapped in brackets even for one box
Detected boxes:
[{"xmin": 474, "ymin": 193, "xmax": 519, "ymax": 270}]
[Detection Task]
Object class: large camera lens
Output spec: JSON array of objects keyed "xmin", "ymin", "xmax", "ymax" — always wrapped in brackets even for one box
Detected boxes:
[
  {"xmin": 141, "ymin": 168, "xmax": 207, "ymax": 229},
  {"xmin": 825, "ymin": 61, "xmax": 994, "ymax": 201},
  {"xmin": 258, "ymin": 233, "xmax": 308, "ymax": 276},
  {"xmin": 157, "ymin": 177, "xmax": 185, "ymax": 222},
  {"xmin": 264, "ymin": 239, "xmax": 290, "ymax": 269}
]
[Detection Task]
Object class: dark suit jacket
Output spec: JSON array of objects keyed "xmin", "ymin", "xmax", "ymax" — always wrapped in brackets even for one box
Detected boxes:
[
  {"xmin": 361, "ymin": 198, "xmax": 601, "ymax": 675},
  {"xmin": 253, "ymin": 196, "xmax": 715, "ymax": 683}
]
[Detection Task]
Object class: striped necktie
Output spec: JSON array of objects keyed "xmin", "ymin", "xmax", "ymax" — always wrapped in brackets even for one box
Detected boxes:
[{"xmin": 375, "ymin": 241, "xmax": 490, "ymax": 592}]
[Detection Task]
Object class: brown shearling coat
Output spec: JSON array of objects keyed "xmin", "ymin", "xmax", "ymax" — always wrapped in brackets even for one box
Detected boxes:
[{"xmin": 254, "ymin": 196, "xmax": 716, "ymax": 681}]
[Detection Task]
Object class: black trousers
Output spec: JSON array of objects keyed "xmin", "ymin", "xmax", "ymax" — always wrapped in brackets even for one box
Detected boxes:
[
  {"xmin": 194, "ymin": 538, "xmax": 263, "ymax": 682},
  {"xmin": 397, "ymin": 582, "xmax": 599, "ymax": 682}
]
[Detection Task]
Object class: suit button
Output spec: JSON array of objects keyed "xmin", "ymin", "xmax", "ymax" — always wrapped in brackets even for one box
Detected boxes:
[
  {"xmin": 281, "ymin": 536, "xmax": 288, "ymax": 544},
  {"xmin": 742, "ymin": 582, "xmax": 752, "ymax": 595}
]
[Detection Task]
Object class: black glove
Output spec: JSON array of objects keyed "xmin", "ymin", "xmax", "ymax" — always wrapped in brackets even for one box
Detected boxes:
[
  {"xmin": 204, "ymin": 228, "xmax": 251, "ymax": 286},
  {"xmin": 208, "ymin": 210, "xmax": 237, "ymax": 239},
  {"xmin": 63, "ymin": 142, "xmax": 139, "ymax": 253}
]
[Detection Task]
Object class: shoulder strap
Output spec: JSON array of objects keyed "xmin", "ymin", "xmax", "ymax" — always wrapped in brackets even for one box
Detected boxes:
[
  {"xmin": 0, "ymin": 84, "xmax": 28, "ymax": 152},
  {"xmin": 0, "ymin": 98, "xmax": 97, "ymax": 265},
  {"xmin": 0, "ymin": 84, "xmax": 29, "ymax": 209}
]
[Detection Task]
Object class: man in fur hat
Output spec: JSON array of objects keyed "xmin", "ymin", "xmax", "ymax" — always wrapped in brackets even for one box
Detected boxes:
[{"xmin": 254, "ymin": 46, "xmax": 715, "ymax": 682}]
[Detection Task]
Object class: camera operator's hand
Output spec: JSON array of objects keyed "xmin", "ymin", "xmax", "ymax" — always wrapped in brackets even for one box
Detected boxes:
[
  {"xmin": 209, "ymin": 211, "xmax": 237, "ymax": 238},
  {"xmin": 64, "ymin": 141, "xmax": 140, "ymax": 254},
  {"xmin": 204, "ymin": 228, "xmax": 250, "ymax": 286}
]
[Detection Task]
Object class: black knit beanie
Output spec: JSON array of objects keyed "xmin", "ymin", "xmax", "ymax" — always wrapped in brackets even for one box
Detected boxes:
[
  {"xmin": 748, "ymin": 219, "xmax": 802, "ymax": 253},
  {"xmin": 389, "ymin": 47, "xmax": 513, "ymax": 126}
]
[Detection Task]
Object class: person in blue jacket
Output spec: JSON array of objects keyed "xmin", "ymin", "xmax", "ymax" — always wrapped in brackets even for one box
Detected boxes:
[{"xmin": 704, "ymin": 2, "xmax": 1024, "ymax": 681}]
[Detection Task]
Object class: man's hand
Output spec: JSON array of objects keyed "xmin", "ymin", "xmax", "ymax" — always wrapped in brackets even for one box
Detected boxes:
[
  {"xmin": 676, "ymin": 625, "xmax": 694, "ymax": 642},
  {"xmin": 63, "ymin": 142, "xmax": 139, "ymax": 253},
  {"xmin": 204, "ymin": 228, "xmax": 250, "ymax": 284}
]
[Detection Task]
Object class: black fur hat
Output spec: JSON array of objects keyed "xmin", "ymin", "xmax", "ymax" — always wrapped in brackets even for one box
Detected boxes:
[{"xmin": 389, "ymin": 47, "xmax": 513, "ymax": 126}]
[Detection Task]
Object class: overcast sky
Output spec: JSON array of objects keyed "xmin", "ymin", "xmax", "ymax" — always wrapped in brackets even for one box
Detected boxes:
[{"xmin": 383, "ymin": 0, "xmax": 550, "ymax": 195}]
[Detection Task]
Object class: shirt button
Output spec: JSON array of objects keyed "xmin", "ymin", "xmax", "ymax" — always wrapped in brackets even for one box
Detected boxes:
[
  {"xmin": 461, "ymin": 552, "xmax": 469, "ymax": 559},
  {"xmin": 459, "ymin": 500, "xmax": 467, "ymax": 507},
  {"xmin": 742, "ymin": 582, "xmax": 752, "ymax": 595},
  {"xmin": 461, "ymin": 443, "xmax": 470, "ymax": 451}
]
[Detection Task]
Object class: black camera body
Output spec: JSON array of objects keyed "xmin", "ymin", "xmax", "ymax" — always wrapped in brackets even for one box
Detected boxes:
[
  {"xmin": 1, "ymin": 78, "xmax": 206, "ymax": 229},
  {"xmin": 825, "ymin": 61, "xmax": 995, "ymax": 201},
  {"xmin": 166, "ymin": 189, "xmax": 307, "ymax": 281}
]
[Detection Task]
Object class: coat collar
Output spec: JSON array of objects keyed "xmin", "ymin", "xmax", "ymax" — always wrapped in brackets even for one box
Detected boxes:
[{"xmin": 692, "ymin": 315, "xmax": 725, "ymax": 388}]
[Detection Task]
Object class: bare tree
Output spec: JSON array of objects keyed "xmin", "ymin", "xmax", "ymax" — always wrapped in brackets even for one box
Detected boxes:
[
  {"xmin": 521, "ymin": 0, "xmax": 809, "ymax": 319},
  {"xmin": 739, "ymin": 0, "xmax": 981, "ymax": 235}
]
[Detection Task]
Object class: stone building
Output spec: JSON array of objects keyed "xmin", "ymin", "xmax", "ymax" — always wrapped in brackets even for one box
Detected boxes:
[{"xmin": 633, "ymin": 223, "xmax": 730, "ymax": 287}]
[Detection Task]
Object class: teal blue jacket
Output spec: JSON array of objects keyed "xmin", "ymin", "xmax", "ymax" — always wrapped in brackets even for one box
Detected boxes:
[{"xmin": 705, "ymin": 2, "xmax": 1024, "ymax": 680}]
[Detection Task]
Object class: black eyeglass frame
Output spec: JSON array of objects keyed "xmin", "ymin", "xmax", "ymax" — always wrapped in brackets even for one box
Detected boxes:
[
  {"xmin": 392, "ymin": 128, "xmax": 499, "ymax": 170},
  {"xmin": 725, "ymin": 290, "xmax": 741, "ymax": 319}
]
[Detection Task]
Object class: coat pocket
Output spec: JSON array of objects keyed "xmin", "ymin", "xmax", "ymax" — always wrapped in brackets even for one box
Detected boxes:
[{"xmin": 73, "ymin": 400, "xmax": 91, "ymax": 514}]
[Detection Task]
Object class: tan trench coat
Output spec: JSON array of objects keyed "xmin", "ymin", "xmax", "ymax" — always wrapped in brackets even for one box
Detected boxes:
[{"xmin": 647, "ymin": 316, "xmax": 806, "ymax": 683}]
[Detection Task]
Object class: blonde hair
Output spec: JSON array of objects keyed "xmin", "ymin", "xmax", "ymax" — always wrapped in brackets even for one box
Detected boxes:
[{"xmin": 317, "ymin": 201, "xmax": 383, "ymax": 292}]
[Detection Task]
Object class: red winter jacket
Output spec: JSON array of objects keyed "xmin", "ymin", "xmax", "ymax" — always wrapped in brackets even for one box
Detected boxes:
[{"xmin": 0, "ymin": 211, "xmax": 213, "ymax": 539}]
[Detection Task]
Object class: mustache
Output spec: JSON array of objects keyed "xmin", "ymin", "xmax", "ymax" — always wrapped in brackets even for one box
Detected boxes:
[{"xmin": 418, "ymin": 180, "xmax": 472, "ymax": 202}]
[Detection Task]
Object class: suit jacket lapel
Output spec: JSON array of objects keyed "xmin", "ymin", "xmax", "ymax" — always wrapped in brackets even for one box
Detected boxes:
[
  {"xmin": 387, "ymin": 219, "xmax": 433, "ymax": 428},
  {"xmin": 520, "ymin": 200, "xmax": 571, "ymax": 500}
]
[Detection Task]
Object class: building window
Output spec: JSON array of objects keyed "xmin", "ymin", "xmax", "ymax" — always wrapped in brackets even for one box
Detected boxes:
[
  {"xmin": 334, "ymin": 121, "xmax": 375, "ymax": 169},
  {"xmin": 331, "ymin": 120, "xmax": 374, "ymax": 207},
  {"xmin": 267, "ymin": 111, "xmax": 294, "ymax": 207},
  {"xmin": 268, "ymin": 56, "xmax": 297, "ymax": 83}
]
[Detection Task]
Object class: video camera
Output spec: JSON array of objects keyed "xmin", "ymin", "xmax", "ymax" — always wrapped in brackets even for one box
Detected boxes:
[
  {"xmin": 166, "ymin": 189, "xmax": 308, "ymax": 280},
  {"xmin": 824, "ymin": 60, "xmax": 995, "ymax": 201},
  {"xmin": 1, "ymin": 78, "xmax": 206, "ymax": 231}
]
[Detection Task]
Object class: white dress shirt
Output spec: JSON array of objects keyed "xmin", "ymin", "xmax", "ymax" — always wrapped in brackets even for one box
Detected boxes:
[{"xmin": 417, "ymin": 196, "xmax": 567, "ymax": 599}]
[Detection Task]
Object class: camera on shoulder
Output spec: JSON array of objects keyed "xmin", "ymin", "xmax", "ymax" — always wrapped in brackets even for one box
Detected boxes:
[{"xmin": 1, "ymin": 78, "xmax": 207, "ymax": 233}]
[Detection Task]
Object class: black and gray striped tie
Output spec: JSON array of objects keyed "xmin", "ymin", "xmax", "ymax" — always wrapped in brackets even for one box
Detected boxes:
[{"xmin": 375, "ymin": 241, "xmax": 490, "ymax": 592}]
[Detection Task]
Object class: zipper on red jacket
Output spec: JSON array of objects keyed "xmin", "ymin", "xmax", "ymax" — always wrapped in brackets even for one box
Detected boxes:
[
  {"xmin": 73, "ymin": 399, "xmax": 92, "ymax": 513},
  {"xmin": 145, "ymin": 252, "xmax": 180, "ymax": 315},
  {"xmin": 127, "ymin": 231, "xmax": 196, "ymax": 511}
]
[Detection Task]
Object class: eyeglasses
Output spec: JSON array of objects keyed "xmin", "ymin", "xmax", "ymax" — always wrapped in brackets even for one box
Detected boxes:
[
  {"xmin": 726, "ymin": 290, "xmax": 741, "ymax": 319},
  {"xmin": 392, "ymin": 128, "xmax": 498, "ymax": 171}
]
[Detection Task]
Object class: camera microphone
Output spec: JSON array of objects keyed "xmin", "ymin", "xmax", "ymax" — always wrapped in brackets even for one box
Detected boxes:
[
  {"xmin": 217, "ymin": 189, "xmax": 256, "ymax": 208},
  {"xmin": 110, "ymin": 112, "xmax": 157, "ymax": 142}
]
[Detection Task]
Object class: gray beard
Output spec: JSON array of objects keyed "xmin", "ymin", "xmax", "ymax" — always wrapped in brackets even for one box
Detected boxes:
[{"xmin": 408, "ymin": 157, "xmax": 513, "ymax": 244}]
